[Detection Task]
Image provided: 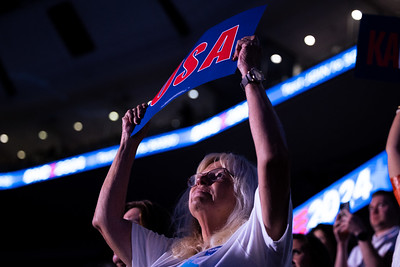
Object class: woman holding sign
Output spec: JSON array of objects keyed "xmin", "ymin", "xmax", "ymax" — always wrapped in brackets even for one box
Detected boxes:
[{"xmin": 93, "ymin": 36, "xmax": 292, "ymax": 266}]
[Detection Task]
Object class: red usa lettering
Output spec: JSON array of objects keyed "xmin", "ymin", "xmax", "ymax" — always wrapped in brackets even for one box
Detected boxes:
[
  {"xmin": 150, "ymin": 61, "xmax": 183, "ymax": 106},
  {"xmin": 150, "ymin": 25, "xmax": 239, "ymax": 106},
  {"xmin": 199, "ymin": 25, "xmax": 239, "ymax": 71},
  {"xmin": 173, "ymin": 42, "xmax": 208, "ymax": 86}
]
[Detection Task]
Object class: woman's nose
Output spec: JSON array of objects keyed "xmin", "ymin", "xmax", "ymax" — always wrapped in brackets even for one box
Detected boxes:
[{"xmin": 196, "ymin": 174, "xmax": 208, "ymax": 185}]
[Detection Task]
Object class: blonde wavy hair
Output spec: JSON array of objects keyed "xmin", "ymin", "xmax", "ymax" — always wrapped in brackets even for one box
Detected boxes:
[{"xmin": 170, "ymin": 152, "xmax": 258, "ymax": 259}]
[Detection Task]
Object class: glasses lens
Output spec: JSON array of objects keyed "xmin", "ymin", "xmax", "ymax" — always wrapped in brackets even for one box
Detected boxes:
[
  {"xmin": 207, "ymin": 168, "xmax": 225, "ymax": 183},
  {"xmin": 188, "ymin": 175, "xmax": 196, "ymax": 187},
  {"xmin": 188, "ymin": 168, "xmax": 231, "ymax": 187}
]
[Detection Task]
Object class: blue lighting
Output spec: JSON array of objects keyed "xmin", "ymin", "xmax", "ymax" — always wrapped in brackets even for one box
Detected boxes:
[
  {"xmin": 0, "ymin": 46, "xmax": 357, "ymax": 190},
  {"xmin": 293, "ymin": 151, "xmax": 392, "ymax": 234}
]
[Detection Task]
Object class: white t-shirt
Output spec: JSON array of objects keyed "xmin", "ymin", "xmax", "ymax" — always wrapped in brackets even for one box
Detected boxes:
[
  {"xmin": 392, "ymin": 233, "xmax": 400, "ymax": 267},
  {"xmin": 347, "ymin": 226, "xmax": 399, "ymax": 267},
  {"xmin": 131, "ymin": 188, "xmax": 293, "ymax": 267}
]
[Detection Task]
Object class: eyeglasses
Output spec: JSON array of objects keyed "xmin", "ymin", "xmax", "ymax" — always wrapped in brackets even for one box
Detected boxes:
[
  {"xmin": 187, "ymin": 168, "xmax": 233, "ymax": 188},
  {"xmin": 368, "ymin": 202, "xmax": 389, "ymax": 212}
]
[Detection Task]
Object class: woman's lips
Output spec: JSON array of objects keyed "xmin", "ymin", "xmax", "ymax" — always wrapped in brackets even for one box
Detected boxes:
[{"xmin": 192, "ymin": 187, "xmax": 211, "ymax": 198}]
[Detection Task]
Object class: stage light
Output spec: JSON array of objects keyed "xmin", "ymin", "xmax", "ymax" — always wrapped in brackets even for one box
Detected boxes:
[
  {"xmin": 0, "ymin": 134, "xmax": 8, "ymax": 143},
  {"xmin": 351, "ymin": 10, "xmax": 362, "ymax": 21},
  {"xmin": 108, "ymin": 111, "xmax": 119, "ymax": 121},
  {"xmin": 270, "ymin": 54, "xmax": 282, "ymax": 64},
  {"xmin": 73, "ymin": 122, "xmax": 83, "ymax": 131},
  {"xmin": 304, "ymin": 35, "xmax": 316, "ymax": 46},
  {"xmin": 17, "ymin": 150, "xmax": 26, "ymax": 160},
  {"xmin": 293, "ymin": 64, "xmax": 302, "ymax": 76},
  {"xmin": 188, "ymin": 89, "xmax": 199, "ymax": 99},
  {"xmin": 38, "ymin": 130, "xmax": 48, "ymax": 140}
]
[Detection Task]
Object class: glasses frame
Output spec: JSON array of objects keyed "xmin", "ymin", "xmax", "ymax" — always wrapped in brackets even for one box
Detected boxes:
[{"xmin": 187, "ymin": 167, "xmax": 234, "ymax": 188}]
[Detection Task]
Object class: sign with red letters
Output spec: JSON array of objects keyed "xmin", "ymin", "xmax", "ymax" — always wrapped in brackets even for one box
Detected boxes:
[
  {"xmin": 355, "ymin": 14, "xmax": 400, "ymax": 82},
  {"xmin": 131, "ymin": 5, "xmax": 266, "ymax": 136}
]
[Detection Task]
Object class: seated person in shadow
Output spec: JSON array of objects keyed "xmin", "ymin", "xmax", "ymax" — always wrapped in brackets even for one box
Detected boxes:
[
  {"xmin": 292, "ymin": 233, "xmax": 333, "ymax": 267},
  {"xmin": 112, "ymin": 200, "xmax": 171, "ymax": 267},
  {"xmin": 310, "ymin": 223, "xmax": 337, "ymax": 263}
]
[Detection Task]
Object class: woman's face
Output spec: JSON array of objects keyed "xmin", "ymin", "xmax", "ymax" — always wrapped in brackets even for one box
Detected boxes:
[{"xmin": 188, "ymin": 161, "xmax": 237, "ymax": 222}]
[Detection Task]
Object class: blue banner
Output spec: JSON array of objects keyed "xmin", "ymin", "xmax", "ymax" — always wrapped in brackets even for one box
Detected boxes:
[
  {"xmin": 293, "ymin": 151, "xmax": 392, "ymax": 233},
  {"xmin": 131, "ymin": 5, "xmax": 267, "ymax": 135},
  {"xmin": 355, "ymin": 14, "xmax": 400, "ymax": 82}
]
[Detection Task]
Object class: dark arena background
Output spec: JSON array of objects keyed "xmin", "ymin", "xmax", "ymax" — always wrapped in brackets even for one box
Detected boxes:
[{"xmin": 0, "ymin": 0, "xmax": 399, "ymax": 266}]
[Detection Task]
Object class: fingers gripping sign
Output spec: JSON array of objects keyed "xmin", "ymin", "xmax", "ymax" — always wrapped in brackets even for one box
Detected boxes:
[
  {"xmin": 233, "ymin": 35, "xmax": 262, "ymax": 75},
  {"xmin": 122, "ymin": 103, "xmax": 150, "ymax": 143}
]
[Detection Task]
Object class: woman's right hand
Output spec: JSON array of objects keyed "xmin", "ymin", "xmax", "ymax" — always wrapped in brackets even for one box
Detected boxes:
[
  {"xmin": 232, "ymin": 35, "xmax": 262, "ymax": 77},
  {"xmin": 121, "ymin": 102, "xmax": 150, "ymax": 145}
]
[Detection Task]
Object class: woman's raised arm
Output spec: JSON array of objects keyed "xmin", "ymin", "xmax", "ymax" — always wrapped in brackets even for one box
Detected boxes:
[
  {"xmin": 233, "ymin": 36, "xmax": 290, "ymax": 240},
  {"xmin": 92, "ymin": 103, "xmax": 149, "ymax": 266}
]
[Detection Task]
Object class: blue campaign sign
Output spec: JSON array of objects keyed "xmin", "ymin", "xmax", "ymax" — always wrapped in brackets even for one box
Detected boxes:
[
  {"xmin": 355, "ymin": 14, "xmax": 400, "ymax": 82},
  {"xmin": 131, "ymin": 5, "xmax": 267, "ymax": 136}
]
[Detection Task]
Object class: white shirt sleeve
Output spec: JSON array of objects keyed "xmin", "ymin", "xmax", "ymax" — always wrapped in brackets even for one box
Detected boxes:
[
  {"xmin": 232, "ymin": 188, "xmax": 293, "ymax": 266},
  {"xmin": 131, "ymin": 223, "xmax": 174, "ymax": 267}
]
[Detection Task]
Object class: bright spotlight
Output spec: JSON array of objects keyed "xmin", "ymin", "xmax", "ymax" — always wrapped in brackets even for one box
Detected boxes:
[
  {"xmin": 73, "ymin": 122, "xmax": 83, "ymax": 131},
  {"xmin": 351, "ymin": 10, "xmax": 362, "ymax": 21},
  {"xmin": 17, "ymin": 150, "xmax": 26, "ymax": 159},
  {"xmin": 188, "ymin": 89, "xmax": 199, "ymax": 99},
  {"xmin": 109, "ymin": 111, "xmax": 119, "ymax": 121},
  {"xmin": 304, "ymin": 35, "xmax": 316, "ymax": 46},
  {"xmin": 0, "ymin": 134, "xmax": 9, "ymax": 143},
  {"xmin": 38, "ymin": 130, "xmax": 48, "ymax": 140},
  {"xmin": 270, "ymin": 54, "xmax": 282, "ymax": 64}
]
